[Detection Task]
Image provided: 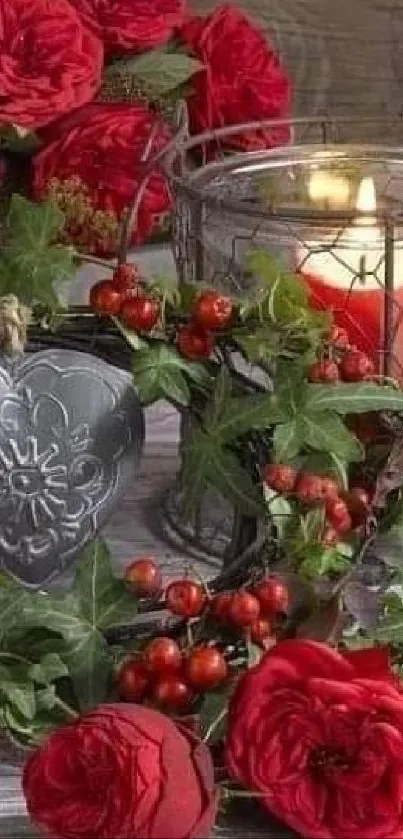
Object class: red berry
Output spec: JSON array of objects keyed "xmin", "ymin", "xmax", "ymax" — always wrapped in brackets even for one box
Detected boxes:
[
  {"xmin": 142, "ymin": 637, "xmax": 182, "ymax": 676},
  {"xmin": 228, "ymin": 591, "xmax": 260, "ymax": 627},
  {"xmin": 192, "ymin": 291, "xmax": 233, "ymax": 330},
  {"xmin": 120, "ymin": 296, "xmax": 160, "ymax": 332},
  {"xmin": 176, "ymin": 325, "xmax": 214, "ymax": 360},
  {"xmin": 113, "ymin": 263, "xmax": 139, "ymax": 292},
  {"xmin": 341, "ymin": 489, "xmax": 370, "ymax": 528},
  {"xmin": 254, "ymin": 578, "xmax": 289, "ymax": 616},
  {"xmin": 165, "ymin": 580, "xmax": 206, "ymax": 618},
  {"xmin": 263, "ymin": 463, "xmax": 297, "ymax": 494},
  {"xmin": 295, "ymin": 473, "xmax": 324, "ymax": 504},
  {"xmin": 350, "ymin": 486, "xmax": 370, "ymax": 506},
  {"xmin": 152, "ymin": 676, "xmax": 194, "ymax": 711},
  {"xmin": 341, "ymin": 351, "xmax": 375, "ymax": 382},
  {"xmin": 89, "ymin": 280, "xmax": 122, "ymax": 315},
  {"xmin": 319, "ymin": 477, "xmax": 340, "ymax": 502},
  {"xmin": 308, "ymin": 360, "xmax": 339, "ymax": 383},
  {"xmin": 185, "ymin": 645, "xmax": 228, "ymax": 690},
  {"xmin": 322, "ymin": 526, "xmax": 338, "ymax": 547},
  {"xmin": 326, "ymin": 498, "xmax": 352, "ymax": 534},
  {"xmin": 116, "ymin": 658, "xmax": 149, "ymax": 702},
  {"xmin": 124, "ymin": 556, "xmax": 162, "ymax": 598},
  {"xmin": 210, "ymin": 592, "xmax": 233, "ymax": 622},
  {"xmin": 250, "ymin": 618, "xmax": 272, "ymax": 645},
  {"xmin": 328, "ymin": 325, "xmax": 350, "ymax": 349}
]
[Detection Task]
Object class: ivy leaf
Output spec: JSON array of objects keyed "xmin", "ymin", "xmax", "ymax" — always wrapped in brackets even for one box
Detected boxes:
[
  {"xmin": 0, "ymin": 195, "xmax": 75, "ymax": 310},
  {"xmin": 300, "ymin": 509, "xmax": 325, "ymax": 543},
  {"xmin": 18, "ymin": 592, "xmax": 111, "ymax": 710},
  {"xmin": 111, "ymin": 49, "xmax": 203, "ymax": 95},
  {"xmin": 373, "ymin": 591, "xmax": 403, "ymax": 643},
  {"xmin": 28, "ymin": 653, "xmax": 69, "ymax": 685},
  {"xmin": 203, "ymin": 367, "xmax": 233, "ymax": 430},
  {"xmin": 299, "ymin": 547, "xmax": 351, "ymax": 579},
  {"xmin": 300, "ymin": 412, "xmax": 364, "ymax": 462},
  {"xmin": 206, "ymin": 392, "xmax": 287, "ymax": 443},
  {"xmin": 273, "ymin": 419, "xmax": 301, "ymax": 461},
  {"xmin": 112, "ymin": 317, "xmax": 146, "ymax": 350},
  {"xmin": 0, "ymin": 583, "xmax": 31, "ymax": 643},
  {"xmin": 35, "ymin": 685, "xmax": 58, "ymax": 712},
  {"xmin": 0, "ymin": 665, "xmax": 36, "ymax": 719},
  {"xmin": 74, "ymin": 539, "xmax": 138, "ymax": 631},
  {"xmin": 132, "ymin": 342, "xmax": 210, "ymax": 406},
  {"xmin": 306, "ymin": 382, "xmax": 403, "ymax": 415},
  {"xmin": 181, "ymin": 431, "xmax": 264, "ymax": 518},
  {"xmin": 148, "ymin": 274, "xmax": 180, "ymax": 308},
  {"xmin": 234, "ymin": 327, "xmax": 280, "ymax": 363},
  {"xmin": 208, "ymin": 448, "xmax": 265, "ymax": 518}
]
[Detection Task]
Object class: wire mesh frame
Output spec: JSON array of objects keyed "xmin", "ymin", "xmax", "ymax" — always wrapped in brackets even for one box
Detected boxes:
[{"xmin": 166, "ymin": 113, "xmax": 403, "ymax": 379}]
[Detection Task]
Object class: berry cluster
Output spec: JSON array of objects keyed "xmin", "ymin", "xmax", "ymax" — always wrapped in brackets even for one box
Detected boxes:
[
  {"xmin": 309, "ymin": 325, "xmax": 375, "ymax": 383},
  {"xmin": 89, "ymin": 265, "xmax": 233, "ymax": 360},
  {"xmin": 264, "ymin": 463, "xmax": 370, "ymax": 542},
  {"xmin": 116, "ymin": 557, "xmax": 289, "ymax": 714}
]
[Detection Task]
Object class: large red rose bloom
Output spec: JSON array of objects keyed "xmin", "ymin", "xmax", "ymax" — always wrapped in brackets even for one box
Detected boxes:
[
  {"xmin": 226, "ymin": 640, "xmax": 403, "ymax": 838},
  {"xmin": 32, "ymin": 102, "xmax": 172, "ymax": 248},
  {"xmin": 179, "ymin": 4, "xmax": 291, "ymax": 151},
  {"xmin": 23, "ymin": 703, "xmax": 218, "ymax": 838},
  {"xmin": 68, "ymin": 0, "xmax": 187, "ymax": 56},
  {"xmin": 0, "ymin": 0, "xmax": 103, "ymax": 130}
]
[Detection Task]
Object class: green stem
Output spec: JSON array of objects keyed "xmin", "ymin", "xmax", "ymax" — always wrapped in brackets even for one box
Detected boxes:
[
  {"xmin": 203, "ymin": 706, "xmax": 228, "ymax": 743},
  {"xmin": 76, "ymin": 253, "xmax": 115, "ymax": 270},
  {"xmin": 53, "ymin": 697, "xmax": 79, "ymax": 721}
]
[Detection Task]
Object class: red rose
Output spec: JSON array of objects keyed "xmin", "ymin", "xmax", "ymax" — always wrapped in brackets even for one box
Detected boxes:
[
  {"xmin": 226, "ymin": 640, "xmax": 403, "ymax": 839},
  {"xmin": 179, "ymin": 5, "xmax": 291, "ymax": 151},
  {"xmin": 23, "ymin": 703, "xmax": 218, "ymax": 839},
  {"xmin": 68, "ymin": 0, "xmax": 187, "ymax": 56},
  {"xmin": 0, "ymin": 0, "xmax": 103, "ymax": 130},
  {"xmin": 32, "ymin": 102, "xmax": 172, "ymax": 251}
]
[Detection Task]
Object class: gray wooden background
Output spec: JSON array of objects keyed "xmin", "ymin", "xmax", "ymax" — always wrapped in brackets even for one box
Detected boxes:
[{"xmin": 3, "ymin": 1, "xmax": 403, "ymax": 835}]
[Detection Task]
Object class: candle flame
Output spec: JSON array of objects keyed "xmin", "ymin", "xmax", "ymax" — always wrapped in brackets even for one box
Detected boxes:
[
  {"xmin": 356, "ymin": 177, "xmax": 377, "ymax": 213},
  {"xmin": 308, "ymin": 170, "xmax": 350, "ymax": 206}
]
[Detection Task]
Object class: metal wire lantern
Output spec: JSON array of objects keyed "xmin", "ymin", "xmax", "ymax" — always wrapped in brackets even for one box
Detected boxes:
[{"xmin": 162, "ymin": 113, "xmax": 403, "ymax": 569}]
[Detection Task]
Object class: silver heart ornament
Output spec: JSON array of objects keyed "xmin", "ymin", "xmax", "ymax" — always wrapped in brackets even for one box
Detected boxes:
[{"xmin": 0, "ymin": 349, "xmax": 145, "ymax": 586}]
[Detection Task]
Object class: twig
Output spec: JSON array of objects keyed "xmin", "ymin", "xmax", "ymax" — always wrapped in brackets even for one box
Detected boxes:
[{"xmin": 203, "ymin": 706, "xmax": 228, "ymax": 743}]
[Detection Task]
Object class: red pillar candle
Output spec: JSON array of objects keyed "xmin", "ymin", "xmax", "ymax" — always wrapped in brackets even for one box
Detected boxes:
[{"xmin": 297, "ymin": 178, "xmax": 403, "ymax": 375}]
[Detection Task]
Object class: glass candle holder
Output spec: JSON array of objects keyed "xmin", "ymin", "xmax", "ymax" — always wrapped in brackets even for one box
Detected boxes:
[{"xmin": 168, "ymin": 115, "xmax": 403, "ymax": 377}]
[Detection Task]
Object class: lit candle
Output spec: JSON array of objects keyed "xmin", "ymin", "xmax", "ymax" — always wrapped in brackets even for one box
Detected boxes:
[{"xmin": 298, "ymin": 176, "xmax": 403, "ymax": 374}]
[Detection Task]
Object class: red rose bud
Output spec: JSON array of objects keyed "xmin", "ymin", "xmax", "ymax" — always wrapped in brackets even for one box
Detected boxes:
[
  {"xmin": 226, "ymin": 639, "xmax": 403, "ymax": 839},
  {"xmin": 23, "ymin": 704, "xmax": 218, "ymax": 838},
  {"xmin": 0, "ymin": 0, "xmax": 102, "ymax": 130}
]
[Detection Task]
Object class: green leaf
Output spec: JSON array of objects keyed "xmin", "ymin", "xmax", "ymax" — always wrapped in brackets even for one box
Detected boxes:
[
  {"xmin": 148, "ymin": 274, "xmax": 180, "ymax": 308},
  {"xmin": 0, "ymin": 584, "xmax": 31, "ymax": 643},
  {"xmin": 300, "ymin": 509, "xmax": 326, "ymax": 543},
  {"xmin": 35, "ymin": 685, "xmax": 58, "ymax": 712},
  {"xmin": 112, "ymin": 317, "xmax": 146, "ymax": 350},
  {"xmin": 205, "ymin": 392, "xmax": 287, "ymax": 442},
  {"xmin": 203, "ymin": 367, "xmax": 232, "ymax": 430},
  {"xmin": 299, "ymin": 547, "xmax": 351, "ymax": 579},
  {"xmin": 235, "ymin": 328, "xmax": 280, "ymax": 363},
  {"xmin": 373, "ymin": 592, "xmax": 403, "ymax": 643},
  {"xmin": 0, "ymin": 195, "xmax": 75, "ymax": 310},
  {"xmin": 132, "ymin": 342, "xmax": 210, "ymax": 406},
  {"xmin": 300, "ymin": 412, "xmax": 364, "ymax": 462},
  {"xmin": 74, "ymin": 539, "xmax": 138, "ymax": 631},
  {"xmin": 181, "ymin": 431, "xmax": 264, "ymax": 519},
  {"xmin": 306, "ymin": 382, "xmax": 403, "ymax": 415},
  {"xmin": 18, "ymin": 592, "xmax": 111, "ymax": 710},
  {"xmin": 28, "ymin": 653, "xmax": 68, "ymax": 685},
  {"xmin": 111, "ymin": 49, "xmax": 203, "ymax": 95},
  {"xmin": 273, "ymin": 420, "xmax": 301, "ymax": 461},
  {"xmin": 0, "ymin": 668, "xmax": 36, "ymax": 719},
  {"xmin": 208, "ymin": 448, "xmax": 265, "ymax": 517}
]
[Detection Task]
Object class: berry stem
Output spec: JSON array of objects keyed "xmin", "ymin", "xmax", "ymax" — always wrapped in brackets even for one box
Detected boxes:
[
  {"xmin": 53, "ymin": 697, "xmax": 79, "ymax": 720},
  {"xmin": 76, "ymin": 253, "xmax": 115, "ymax": 270},
  {"xmin": 203, "ymin": 706, "xmax": 228, "ymax": 743}
]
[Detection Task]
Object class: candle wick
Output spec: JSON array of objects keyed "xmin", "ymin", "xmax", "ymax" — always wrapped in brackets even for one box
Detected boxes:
[{"xmin": 358, "ymin": 254, "xmax": 367, "ymax": 285}]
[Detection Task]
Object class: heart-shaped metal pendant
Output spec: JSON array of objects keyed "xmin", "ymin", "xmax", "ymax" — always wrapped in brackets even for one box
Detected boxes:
[{"xmin": 0, "ymin": 349, "xmax": 144, "ymax": 586}]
